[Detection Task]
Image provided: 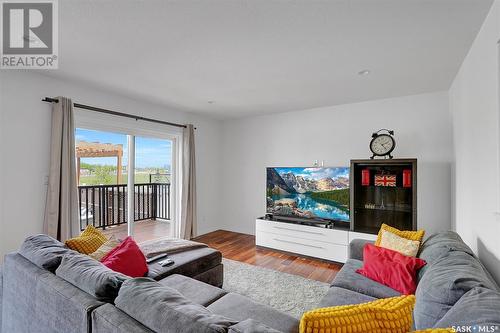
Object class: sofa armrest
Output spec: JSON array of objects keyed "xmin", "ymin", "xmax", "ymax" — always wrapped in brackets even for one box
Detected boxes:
[
  {"xmin": 348, "ymin": 239, "xmax": 374, "ymax": 261},
  {"xmin": 92, "ymin": 304, "xmax": 154, "ymax": 333}
]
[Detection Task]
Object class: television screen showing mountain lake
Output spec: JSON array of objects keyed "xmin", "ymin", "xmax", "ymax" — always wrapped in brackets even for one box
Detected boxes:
[
  {"xmin": 270, "ymin": 193, "xmax": 349, "ymax": 221},
  {"xmin": 266, "ymin": 167, "xmax": 350, "ymax": 222}
]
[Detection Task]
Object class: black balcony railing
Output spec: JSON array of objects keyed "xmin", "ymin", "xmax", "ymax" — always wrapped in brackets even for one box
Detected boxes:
[{"xmin": 78, "ymin": 183, "xmax": 170, "ymax": 231}]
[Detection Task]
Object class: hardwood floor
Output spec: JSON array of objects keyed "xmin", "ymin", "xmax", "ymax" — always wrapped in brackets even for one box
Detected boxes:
[
  {"xmin": 102, "ymin": 219, "xmax": 171, "ymax": 243},
  {"xmin": 102, "ymin": 224, "xmax": 341, "ymax": 283},
  {"xmin": 194, "ymin": 230, "xmax": 342, "ymax": 284}
]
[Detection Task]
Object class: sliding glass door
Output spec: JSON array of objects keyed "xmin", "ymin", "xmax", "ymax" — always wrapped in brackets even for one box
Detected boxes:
[
  {"xmin": 131, "ymin": 136, "xmax": 173, "ymax": 242},
  {"xmin": 75, "ymin": 128, "xmax": 128, "ymax": 240},
  {"xmin": 75, "ymin": 125, "xmax": 178, "ymax": 242}
]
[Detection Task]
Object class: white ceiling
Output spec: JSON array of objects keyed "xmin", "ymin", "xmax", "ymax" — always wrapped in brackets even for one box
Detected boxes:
[{"xmin": 45, "ymin": 0, "xmax": 493, "ymax": 119}]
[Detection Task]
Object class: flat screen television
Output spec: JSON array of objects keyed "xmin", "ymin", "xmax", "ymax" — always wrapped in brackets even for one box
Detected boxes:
[{"xmin": 266, "ymin": 167, "xmax": 350, "ymax": 224}]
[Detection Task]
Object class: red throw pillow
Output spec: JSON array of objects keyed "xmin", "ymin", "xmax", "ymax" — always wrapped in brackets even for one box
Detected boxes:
[
  {"xmin": 100, "ymin": 236, "xmax": 148, "ymax": 278},
  {"xmin": 356, "ymin": 243, "xmax": 426, "ymax": 295}
]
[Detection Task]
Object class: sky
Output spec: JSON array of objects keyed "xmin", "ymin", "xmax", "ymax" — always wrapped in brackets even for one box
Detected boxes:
[
  {"xmin": 275, "ymin": 167, "xmax": 349, "ymax": 180},
  {"xmin": 76, "ymin": 128, "xmax": 172, "ymax": 168}
]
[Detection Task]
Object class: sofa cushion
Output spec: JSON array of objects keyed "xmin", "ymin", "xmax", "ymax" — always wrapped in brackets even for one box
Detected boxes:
[
  {"xmin": 330, "ymin": 259, "xmax": 401, "ymax": 299},
  {"xmin": 147, "ymin": 247, "xmax": 222, "ymax": 281},
  {"xmin": 115, "ymin": 278, "xmax": 236, "ymax": 333},
  {"xmin": 207, "ymin": 292, "xmax": 299, "ymax": 333},
  {"xmin": 159, "ymin": 274, "xmax": 227, "ymax": 306},
  {"xmin": 55, "ymin": 252, "xmax": 128, "ymax": 302},
  {"xmin": 228, "ymin": 319, "xmax": 282, "ymax": 333},
  {"xmin": 318, "ymin": 286, "xmax": 377, "ymax": 308},
  {"xmin": 417, "ymin": 231, "xmax": 475, "ymax": 279},
  {"xmin": 414, "ymin": 251, "xmax": 499, "ymax": 330},
  {"xmin": 18, "ymin": 234, "xmax": 73, "ymax": 272},
  {"xmin": 418, "ymin": 231, "xmax": 474, "ymax": 261},
  {"xmin": 433, "ymin": 287, "xmax": 500, "ymax": 329}
]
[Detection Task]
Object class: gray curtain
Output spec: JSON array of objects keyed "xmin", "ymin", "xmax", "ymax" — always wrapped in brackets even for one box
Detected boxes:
[
  {"xmin": 180, "ymin": 124, "xmax": 197, "ymax": 239},
  {"xmin": 43, "ymin": 97, "xmax": 79, "ymax": 241}
]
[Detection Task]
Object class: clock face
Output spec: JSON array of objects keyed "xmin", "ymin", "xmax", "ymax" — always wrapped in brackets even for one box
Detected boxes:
[{"xmin": 370, "ymin": 134, "xmax": 395, "ymax": 156}]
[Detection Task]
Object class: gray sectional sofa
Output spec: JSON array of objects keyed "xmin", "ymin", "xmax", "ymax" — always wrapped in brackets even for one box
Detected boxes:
[
  {"xmin": 1, "ymin": 231, "xmax": 500, "ymax": 333},
  {"xmin": 333, "ymin": 231, "xmax": 500, "ymax": 330}
]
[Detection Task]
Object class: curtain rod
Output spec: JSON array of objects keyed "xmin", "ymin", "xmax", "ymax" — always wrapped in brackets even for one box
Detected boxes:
[{"xmin": 42, "ymin": 97, "xmax": 193, "ymax": 129}]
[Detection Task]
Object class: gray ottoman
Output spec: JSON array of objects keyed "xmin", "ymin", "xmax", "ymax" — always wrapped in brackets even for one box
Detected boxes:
[{"xmin": 146, "ymin": 247, "xmax": 223, "ymax": 287}]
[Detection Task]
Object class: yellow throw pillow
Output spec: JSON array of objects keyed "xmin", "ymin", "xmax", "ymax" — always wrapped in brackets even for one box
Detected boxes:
[
  {"xmin": 88, "ymin": 235, "xmax": 120, "ymax": 261},
  {"xmin": 375, "ymin": 223, "xmax": 425, "ymax": 247},
  {"xmin": 299, "ymin": 295, "xmax": 416, "ymax": 333},
  {"xmin": 379, "ymin": 229, "xmax": 420, "ymax": 257},
  {"xmin": 65, "ymin": 225, "xmax": 108, "ymax": 254}
]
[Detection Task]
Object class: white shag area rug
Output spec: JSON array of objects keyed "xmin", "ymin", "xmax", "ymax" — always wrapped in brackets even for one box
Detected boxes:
[{"xmin": 222, "ymin": 258, "xmax": 330, "ymax": 318}]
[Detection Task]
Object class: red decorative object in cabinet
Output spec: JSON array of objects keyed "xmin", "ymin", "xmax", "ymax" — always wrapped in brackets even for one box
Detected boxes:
[
  {"xmin": 362, "ymin": 169, "xmax": 370, "ymax": 186},
  {"xmin": 403, "ymin": 169, "xmax": 412, "ymax": 188},
  {"xmin": 374, "ymin": 174, "xmax": 396, "ymax": 187}
]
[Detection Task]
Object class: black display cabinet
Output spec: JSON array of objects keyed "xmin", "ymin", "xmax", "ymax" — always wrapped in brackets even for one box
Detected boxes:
[{"xmin": 350, "ymin": 159, "xmax": 417, "ymax": 234}]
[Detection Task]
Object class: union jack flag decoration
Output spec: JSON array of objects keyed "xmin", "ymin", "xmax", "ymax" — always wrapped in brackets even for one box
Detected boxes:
[{"xmin": 374, "ymin": 174, "xmax": 396, "ymax": 187}]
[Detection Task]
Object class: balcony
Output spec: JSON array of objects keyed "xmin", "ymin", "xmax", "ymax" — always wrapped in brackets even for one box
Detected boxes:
[{"xmin": 78, "ymin": 183, "xmax": 171, "ymax": 240}]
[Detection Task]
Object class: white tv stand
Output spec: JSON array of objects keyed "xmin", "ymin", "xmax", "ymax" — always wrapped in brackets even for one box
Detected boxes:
[{"xmin": 255, "ymin": 218, "xmax": 376, "ymax": 263}]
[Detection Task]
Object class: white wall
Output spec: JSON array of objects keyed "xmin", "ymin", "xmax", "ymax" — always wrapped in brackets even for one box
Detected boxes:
[
  {"xmin": 0, "ymin": 71, "xmax": 223, "ymax": 261},
  {"xmin": 449, "ymin": 0, "xmax": 500, "ymax": 283},
  {"xmin": 221, "ymin": 92, "xmax": 453, "ymax": 236}
]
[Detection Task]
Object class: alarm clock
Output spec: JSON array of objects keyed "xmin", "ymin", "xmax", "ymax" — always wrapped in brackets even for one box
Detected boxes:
[{"xmin": 370, "ymin": 129, "xmax": 395, "ymax": 159}]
